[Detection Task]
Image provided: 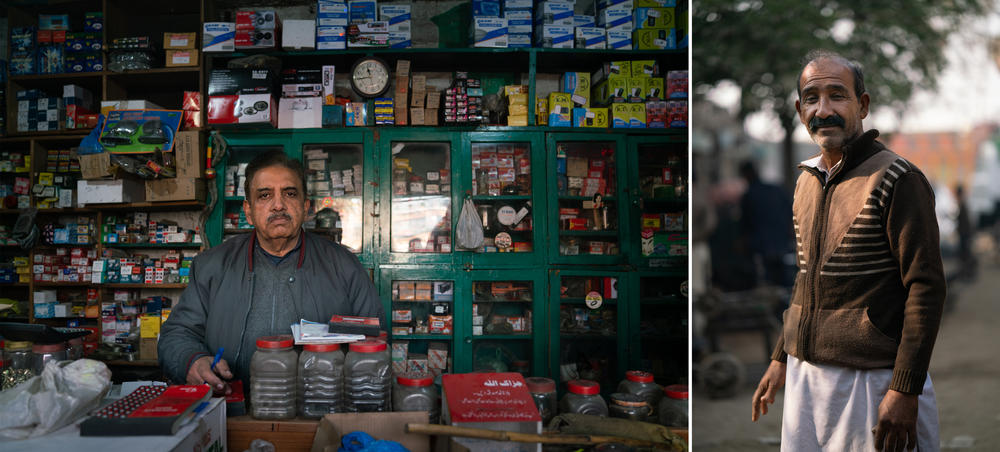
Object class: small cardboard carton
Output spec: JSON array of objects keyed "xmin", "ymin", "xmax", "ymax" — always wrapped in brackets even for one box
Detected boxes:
[{"xmin": 311, "ymin": 412, "xmax": 430, "ymax": 452}]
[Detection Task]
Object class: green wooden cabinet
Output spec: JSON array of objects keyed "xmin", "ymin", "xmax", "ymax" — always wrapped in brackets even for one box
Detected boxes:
[{"xmin": 206, "ymin": 128, "xmax": 687, "ymax": 387}]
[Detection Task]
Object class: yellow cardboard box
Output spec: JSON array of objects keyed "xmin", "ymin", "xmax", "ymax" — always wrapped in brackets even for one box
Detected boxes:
[
  {"xmin": 548, "ymin": 92, "xmax": 573, "ymax": 127},
  {"xmin": 629, "ymin": 102, "xmax": 647, "ymax": 128},
  {"xmin": 572, "ymin": 107, "xmax": 609, "ymax": 128},
  {"xmin": 612, "ymin": 103, "xmax": 631, "ymax": 128}
]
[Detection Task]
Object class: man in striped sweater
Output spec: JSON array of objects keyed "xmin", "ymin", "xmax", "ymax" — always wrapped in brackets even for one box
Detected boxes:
[{"xmin": 750, "ymin": 50, "xmax": 946, "ymax": 452}]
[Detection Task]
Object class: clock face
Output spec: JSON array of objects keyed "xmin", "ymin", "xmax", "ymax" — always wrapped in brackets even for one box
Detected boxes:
[{"xmin": 351, "ymin": 58, "xmax": 390, "ymax": 97}]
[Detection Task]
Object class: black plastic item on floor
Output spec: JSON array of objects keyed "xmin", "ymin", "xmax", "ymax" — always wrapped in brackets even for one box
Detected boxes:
[{"xmin": 0, "ymin": 322, "xmax": 91, "ymax": 344}]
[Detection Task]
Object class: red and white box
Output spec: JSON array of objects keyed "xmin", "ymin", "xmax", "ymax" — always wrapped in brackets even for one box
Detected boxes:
[{"xmin": 442, "ymin": 373, "xmax": 542, "ymax": 451}]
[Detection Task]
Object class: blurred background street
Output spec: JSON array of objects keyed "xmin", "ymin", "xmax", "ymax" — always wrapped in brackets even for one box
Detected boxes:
[{"xmin": 691, "ymin": 1, "xmax": 1000, "ymax": 450}]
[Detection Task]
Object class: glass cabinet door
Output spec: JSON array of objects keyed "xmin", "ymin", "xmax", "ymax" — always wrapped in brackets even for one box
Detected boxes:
[
  {"xmin": 388, "ymin": 141, "xmax": 453, "ymax": 255},
  {"xmin": 467, "ymin": 278, "xmax": 537, "ymax": 376},
  {"xmin": 387, "ymin": 274, "xmax": 456, "ymax": 377},
  {"xmin": 550, "ymin": 270, "xmax": 628, "ymax": 396},
  {"xmin": 630, "ymin": 271, "xmax": 688, "ymax": 385},
  {"xmin": 548, "ymin": 135, "xmax": 626, "ymax": 265},
  {"xmin": 301, "ymin": 143, "xmax": 365, "ymax": 254},
  {"xmin": 633, "ymin": 138, "xmax": 687, "ymax": 266},
  {"xmin": 469, "ymin": 142, "xmax": 534, "ymax": 254}
]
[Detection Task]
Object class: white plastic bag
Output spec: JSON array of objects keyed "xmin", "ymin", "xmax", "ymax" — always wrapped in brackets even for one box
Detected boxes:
[
  {"xmin": 0, "ymin": 359, "xmax": 111, "ymax": 439},
  {"xmin": 456, "ymin": 198, "xmax": 484, "ymax": 250}
]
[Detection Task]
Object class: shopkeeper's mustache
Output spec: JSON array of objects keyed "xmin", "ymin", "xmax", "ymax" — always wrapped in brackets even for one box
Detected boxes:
[
  {"xmin": 810, "ymin": 115, "xmax": 845, "ymax": 132},
  {"xmin": 268, "ymin": 212, "xmax": 291, "ymax": 222}
]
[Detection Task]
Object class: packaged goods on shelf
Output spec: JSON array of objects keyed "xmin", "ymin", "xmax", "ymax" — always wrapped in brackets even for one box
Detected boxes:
[
  {"xmin": 668, "ymin": 100, "xmax": 687, "ymax": 127},
  {"xmin": 318, "ymin": 0, "xmax": 349, "ymax": 26},
  {"xmin": 65, "ymin": 52, "xmax": 102, "ymax": 72},
  {"xmin": 575, "ymin": 27, "xmax": 606, "ymax": 49},
  {"xmin": 84, "ymin": 11, "xmax": 103, "ymax": 31},
  {"xmin": 535, "ymin": 96, "xmax": 548, "ymax": 125},
  {"xmin": 646, "ymin": 100, "xmax": 666, "ymax": 128},
  {"xmin": 630, "ymin": 59, "xmax": 659, "ymax": 77},
  {"xmin": 611, "ymin": 103, "xmax": 630, "ymax": 128},
  {"xmin": 560, "ymin": 72, "xmax": 591, "ymax": 107},
  {"xmin": 65, "ymin": 32, "xmax": 101, "ymax": 53},
  {"xmin": 282, "ymin": 20, "xmax": 316, "ymax": 50},
  {"xmin": 235, "ymin": 10, "xmax": 280, "ymax": 49},
  {"xmin": 634, "ymin": 7, "xmax": 674, "ymax": 29},
  {"xmin": 634, "ymin": 28, "xmax": 676, "ymax": 50},
  {"xmin": 593, "ymin": 74, "xmax": 628, "ymax": 105},
  {"xmin": 163, "ymin": 32, "xmax": 197, "ymax": 49},
  {"xmin": 628, "ymin": 102, "xmax": 646, "ymax": 128},
  {"xmin": 166, "ymin": 49, "xmax": 199, "ymax": 67},
  {"xmin": 346, "ymin": 102, "xmax": 368, "ymax": 126},
  {"xmin": 11, "ymin": 50, "xmax": 37, "ymax": 76},
  {"xmin": 317, "ymin": 26, "xmax": 347, "ymax": 49},
  {"xmin": 38, "ymin": 45, "xmax": 65, "ymax": 74},
  {"xmin": 572, "ymin": 107, "xmax": 608, "ymax": 128},
  {"xmin": 374, "ymin": 97, "xmax": 395, "ymax": 125},
  {"xmin": 504, "ymin": 0, "xmax": 532, "ymax": 11},
  {"xmin": 574, "ymin": 15, "xmax": 597, "ymax": 27},
  {"xmin": 380, "ymin": 4, "xmax": 412, "ymax": 32},
  {"xmin": 11, "ymin": 27, "xmax": 37, "ymax": 52},
  {"xmin": 599, "ymin": 7, "xmax": 633, "ymax": 33},
  {"xmin": 627, "ymin": 77, "xmax": 647, "ymax": 102},
  {"xmin": 348, "ymin": 21, "xmax": 389, "ymax": 47},
  {"xmin": 471, "ymin": 17, "xmax": 508, "ymax": 48},
  {"xmin": 667, "ymin": 70, "xmax": 688, "ymax": 98},
  {"xmin": 277, "ymin": 96, "xmax": 325, "ymax": 128},
  {"xmin": 547, "ymin": 92, "xmax": 572, "ymax": 127},
  {"xmin": 507, "ymin": 33, "xmax": 531, "ymax": 48},
  {"xmin": 349, "ymin": 0, "xmax": 378, "ymax": 24},
  {"xmin": 505, "ymin": 10, "xmax": 532, "ymax": 34},
  {"xmin": 77, "ymin": 178, "xmax": 145, "ymax": 205},
  {"xmin": 535, "ymin": 24, "xmax": 572, "ymax": 48},
  {"xmin": 598, "ymin": 0, "xmax": 635, "ymax": 9},
  {"xmin": 645, "ymin": 76, "xmax": 665, "ymax": 100},
  {"xmin": 535, "ymin": 2, "xmax": 573, "ymax": 26},
  {"xmin": 203, "ymin": 22, "xmax": 236, "ymax": 52},
  {"xmin": 389, "ymin": 31, "xmax": 411, "ymax": 48},
  {"xmin": 39, "ymin": 14, "xmax": 69, "ymax": 30},
  {"xmin": 473, "ymin": 0, "xmax": 502, "ymax": 17},
  {"xmin": 282, "ymin": 68, "xmax": 324, "ymax": 98},
  {"xmin": 100, "ymin": 109, "xmax": 183, "ymax": 154}
]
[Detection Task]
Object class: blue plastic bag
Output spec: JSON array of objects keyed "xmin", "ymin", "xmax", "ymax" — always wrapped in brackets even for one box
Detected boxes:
[
  {"xmin": 76, "ymin": 114, "xmax": 106, "ymax": 155},
  {"xmin": 338, "ymin": 431, "xmax": 410, "ymax": 452}
]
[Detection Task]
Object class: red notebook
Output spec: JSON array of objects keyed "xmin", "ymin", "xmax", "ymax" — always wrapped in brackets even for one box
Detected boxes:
[{"xmin": 81, "ymin": 385, "xmax": 212, "ymax": 436}]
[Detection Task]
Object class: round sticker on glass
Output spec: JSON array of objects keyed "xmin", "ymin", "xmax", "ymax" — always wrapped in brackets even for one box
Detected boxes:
[
  {"xmin": 585, "ymin": 291, "xmax": 603, "ymax": 309},
  {"xmin": 495, "ymin": 232, "xmax": 513, "ymax": 249},
  {"xmin": 497, "ymin": 205, "xmax": 518, "ymax": 226}
]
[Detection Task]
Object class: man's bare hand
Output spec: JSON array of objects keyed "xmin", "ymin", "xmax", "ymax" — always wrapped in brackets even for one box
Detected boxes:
[
  {"xmin": 873, "ymin": 390, "xmax": 918, "ymax": 452},
  {"xmin": 186, "ymin": 355, "xmax": 234, "ymax": 395},
  {"xmin": 752, "ymin": 360, "xmax": 786, "ymax": 422}
]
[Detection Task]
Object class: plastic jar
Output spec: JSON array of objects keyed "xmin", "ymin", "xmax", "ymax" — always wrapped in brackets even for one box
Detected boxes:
[
  {"xmin": 392, "ymin": 372, "xmax": 439, "ymax": 423},
  {"xmin": 32, "ymin": 343, "xmax": 68, "ymax": 375},
  {"xmin": 559, "ymin": 379, "xmax": 608, "ymax": 416},
  {"xmin": 298, "ymin": 343, "xmax": 345, "ymax": 418},
  {"xmin": 617, "ymin": 371, "xmax": 663, "ymax": 415},
  {"xmin": 344, "ymin": 339, "xmax": 391, "ymax": 412},
  {"xmin": 609, "ymin": 393, "xmax": 651, "ymax": 421},
  {"xmin": 658, "ymin": 384, "xmax": 689, "ymax": 427},
  {"xmin": 250, "ymin": 335, "xmax": 298, "ymax": 420},
  {"xmin": 66, "ymin": 337, "xmax": 84, "ymax": 360},
  {"xmin": 2, "ymin": 341, "xmax": 34, "ymax": 390},
  {"xmin": 525, "ymin": 377, "xmax": 558, "ymax": 424}
]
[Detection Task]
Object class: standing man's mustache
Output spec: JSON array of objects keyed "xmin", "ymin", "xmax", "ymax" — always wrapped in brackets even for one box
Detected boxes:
[
  {"xmin": 809, "ymin": 115, "xmax": 846, "ymax": 132},
  {"xmin": 268, "ymin": 212, "xmax": 291, "ymax": 223}
]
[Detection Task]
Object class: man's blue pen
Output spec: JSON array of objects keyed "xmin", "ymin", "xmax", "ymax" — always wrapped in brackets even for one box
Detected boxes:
[{"xmin": 209, "ymin": 348, "xmax": 224, "ymax": 373}]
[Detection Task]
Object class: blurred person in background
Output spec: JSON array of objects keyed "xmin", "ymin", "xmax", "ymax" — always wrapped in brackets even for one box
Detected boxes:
[
  {"xmin": 750, "ymin": 50, "xmax": 946, "ymax": 452},
  {"xmin": 955, "ymin": 184, "xmax": 977, "ymax": 281},
  {"xmin": 739, "ymin": 160, "xmax": 794, "ymax": 288}
]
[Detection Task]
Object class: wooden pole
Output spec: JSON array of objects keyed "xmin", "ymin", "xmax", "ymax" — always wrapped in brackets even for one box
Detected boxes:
[{"xmin": 405, "ymin": 423, "xmax": 677, "ymax": 450}]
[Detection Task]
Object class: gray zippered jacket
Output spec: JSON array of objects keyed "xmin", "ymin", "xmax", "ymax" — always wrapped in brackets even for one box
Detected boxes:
[{"xmin": 158, "ymin": 230, "xmax": 383, "ymax": 384}]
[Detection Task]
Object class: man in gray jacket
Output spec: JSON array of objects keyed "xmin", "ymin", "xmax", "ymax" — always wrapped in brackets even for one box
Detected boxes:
[{"xmin": 159, "ymin": 150, "xmax": 383, "ymax": 393}]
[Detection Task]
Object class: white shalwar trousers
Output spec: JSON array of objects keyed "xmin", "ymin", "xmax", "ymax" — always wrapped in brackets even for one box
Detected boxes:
[{"xmin": 781, "ymin": 356, "xmax": 940, "ymax": 452}]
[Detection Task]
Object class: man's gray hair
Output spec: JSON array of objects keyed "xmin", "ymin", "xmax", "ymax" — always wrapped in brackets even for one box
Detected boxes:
[{"xmin": 796, "ymin": 49, "xmax": 866, "ymax": 100}]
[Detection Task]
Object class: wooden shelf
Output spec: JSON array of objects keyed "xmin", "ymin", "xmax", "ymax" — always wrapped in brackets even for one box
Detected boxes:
[
  {"xmin": 103, "ymin": 243, "xmax": 202, "ymax": 249},
  {"xmin": 84, "ymin": 200, "xmax": 206, "ymax": 211},
  {"xmin": 36, "ymin": 207, "xmax": 96, "ymax": 214},
  {"xmin": 103, "ymin": 283, "xmax": 187, "ymax": 289},
  {"xmin": 32, "ymin": 281, "xmax": 92, "ymax": 287},
  {"xmin": 0, "ymin": 283, "xmax": 30, "ymax": 287}
]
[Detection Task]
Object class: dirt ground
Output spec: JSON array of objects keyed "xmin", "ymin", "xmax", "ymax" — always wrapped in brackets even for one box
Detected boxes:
[{"xmin": 691, "ymin": 259, "xmax": 1000, "ymax": 451}]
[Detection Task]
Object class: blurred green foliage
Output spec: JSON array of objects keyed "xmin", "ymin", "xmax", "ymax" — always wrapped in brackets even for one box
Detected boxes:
[{"xmin": 694, "ymin": 0, "xmax": 990, "ymax": 179}]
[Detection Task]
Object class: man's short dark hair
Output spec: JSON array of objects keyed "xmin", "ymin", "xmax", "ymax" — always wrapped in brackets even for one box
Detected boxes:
[
  {"xmin": 796, "ymin": 49, "xmax": 866, "ymax": 100},
  {"xmin": 244, "ymin": 150, "xmax": 307, "ymax": 202}
]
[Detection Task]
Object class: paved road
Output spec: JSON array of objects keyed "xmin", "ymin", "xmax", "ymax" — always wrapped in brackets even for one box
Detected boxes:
[{"xmin": 691, "ymin": 260, "xmax": 1000, "ymax": 451}]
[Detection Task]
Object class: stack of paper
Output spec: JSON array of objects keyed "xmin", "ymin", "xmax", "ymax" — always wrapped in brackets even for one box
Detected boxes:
[{"xmin": 290, "ymin": 319, "xmax": 365, "ymax": 345}]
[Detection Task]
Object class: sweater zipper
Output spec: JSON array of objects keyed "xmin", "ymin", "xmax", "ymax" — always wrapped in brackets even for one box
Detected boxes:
[{"xmin": 798, "ymin": 169, "xmax": 833, "ymax": 361}]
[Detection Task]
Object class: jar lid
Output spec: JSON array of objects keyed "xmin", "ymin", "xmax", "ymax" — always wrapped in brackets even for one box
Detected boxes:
[
  {"xmin": 625, "ymin": 370, "xmax": 654, "ymax": 383},
  {"xmin": 397, "ymin": 372, "xmax": 434, "ymax": 386},
  {"xmin": 567, "ymin": 379, "xmax": 600, "ymax": 395},
  {"xmin": 610, "ymin": 393, "xmax": 648, "ymax": 407},
  {"xmin": 256, "ymin": 335, "xmax": 294, "ymax": 349},
  {"xmin": 349, "ymin": 339, "xmax": 387, "ymax": 353},
  {"xmin": 525, "ymin": 377, "xmax": 556, "ymax": 393},
  {"xmin": 32, "ymin": 343, "xmax": 67, "ymax": 353},
  {"xmin": 6, "ymin": 340, "xmax": 32, "ymax": 350},
  {"xmin": 304, "ymin": 343, "xmax": 341, "ymax": 352},
  {"xmin": 664, "ymin": 384, "xmax": 688, "ymax": 400}
]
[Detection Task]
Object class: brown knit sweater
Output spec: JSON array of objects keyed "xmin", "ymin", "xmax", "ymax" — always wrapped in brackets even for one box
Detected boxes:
[{"xmin": 771, "ymin": 130, "xmax": 946, "ymax": 394}]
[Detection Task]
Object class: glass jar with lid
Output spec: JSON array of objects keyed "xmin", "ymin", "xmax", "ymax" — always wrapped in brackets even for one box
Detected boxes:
[
  {"xmin": 525, "ymin": 377, "xmax": 558, "ymax": 424},
  {"xmin": 32, "ymin": 343, "xmax": 68, "ymax": 375},
  {"xmin": 658, "ymin": 384, "xmax": 689, "ymax": 428},
  {"xmin": 559, "ymin": 379, "xmax": 608, "ymax": 416},
  {"xmin": 2, "ymin": 341, "xmax": 34, "ymax": 390},
  {"xmin": 609, "ymin": 393, "xmax": 651, "ymax": 421},
  {"xmin": 250, "ymin": 335, "xmax": 298, "ymax": 420},
  {"xmin": 617, "ymin": 370, "xmax": 663, "ymax": 415},
  {"xmin": 298, "ymin": 343, "xmax": 345, "ymax": 418},
  {"xmin": 392, "ymin": 372, "xmax": 439, "ymax": 423},
  {"xmin": 344, "ymin": 339, "xmax": 391, "ymax": 412}
]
